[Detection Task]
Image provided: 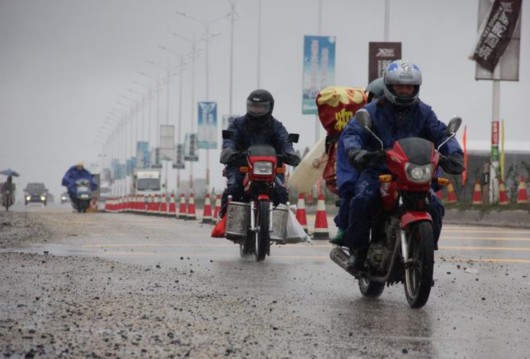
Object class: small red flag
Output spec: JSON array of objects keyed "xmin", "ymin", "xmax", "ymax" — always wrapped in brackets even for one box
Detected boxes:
[{"xmin": 461, "ymin": 126, "xmax": 468, "ymax": 186}]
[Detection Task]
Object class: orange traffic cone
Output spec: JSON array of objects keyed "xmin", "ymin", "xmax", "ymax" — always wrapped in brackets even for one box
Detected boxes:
[
  {"xmin": 295, "ymin": 194, "xmax": 308, "ymax": 234},
  {"xmin": 472, "ymin": 180, "xmax": 483, "ymax": 205},
  {"xmin": 213, "ymin": 194, "xmax": 222, "ymax": 223},
  {"xmin": 201, "ymin": 193, "xmax": 213, "ymax": 223},
  {"xmin": 187, "ymin": 193, "xmax": 197, "ymax": 220},
  {"xmin": 178, "ymin": 194, "xmax": 187, "ymax": 219},
  {"xmin": 446, "ymin": 181, "xmax": 457, "ymax": 204},
  {"xmin": 498, "ymin": 180, "xmax": 509, "ymax": 205},
  {"xmin": 312, "ymin": 193, "xmax": 329, "ymax": 240},
  {"xmin": 159, "ymin": 193, "xmax": 168, "ymax": 216},
  {"xmin": 517, "ymin": 177, "xmax": 528, "ymax": 204},
  {"xmin": 168, "ymin": 193, "xmax": 176, "ymax": 217}
]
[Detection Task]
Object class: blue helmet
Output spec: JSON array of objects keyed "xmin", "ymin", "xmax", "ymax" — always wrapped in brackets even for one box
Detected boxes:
[{"xmin": 383, "ymin": 60, "xmax": 422, "ymax": 107}]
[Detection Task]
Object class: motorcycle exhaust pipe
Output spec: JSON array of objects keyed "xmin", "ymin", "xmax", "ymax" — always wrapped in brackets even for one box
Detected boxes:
[{"xmin": 330, "ymin": 247, "xmax": 358, "ymax": 277}]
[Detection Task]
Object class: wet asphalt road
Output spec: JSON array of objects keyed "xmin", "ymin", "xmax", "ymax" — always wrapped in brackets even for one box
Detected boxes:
[{"xmin": 3, "ymin": 204, "xmax": 530, "ymax": 358}]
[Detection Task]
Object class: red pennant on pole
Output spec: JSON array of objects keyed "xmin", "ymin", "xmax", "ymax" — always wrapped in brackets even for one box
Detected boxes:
[{"xmin": 461, "ymin": 125, "xmax": 468, "ymax": 186}]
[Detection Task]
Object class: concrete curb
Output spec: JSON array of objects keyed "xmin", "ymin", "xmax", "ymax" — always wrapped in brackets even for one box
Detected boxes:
[
  {"xmin": 443, "ymin": 208, "xmax": 530, "ymax": 229},
  {"xmin": 304, "ymin": 204, "xmax": 530, "ymax": 229}
]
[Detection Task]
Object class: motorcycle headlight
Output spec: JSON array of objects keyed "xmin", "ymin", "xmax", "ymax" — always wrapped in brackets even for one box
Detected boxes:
[
  {"xmin": 405, "ymin": 163, "xmax": 433, "ymax": 184},
  {"xmin": 252, "ymin": 161, "xmax": 273, "ymax": 175}
]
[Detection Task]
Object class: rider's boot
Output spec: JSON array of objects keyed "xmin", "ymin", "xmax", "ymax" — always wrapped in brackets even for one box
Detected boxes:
[{"xmin": 329, "ymin": 228, "xmax": 345, "ymax": 246}]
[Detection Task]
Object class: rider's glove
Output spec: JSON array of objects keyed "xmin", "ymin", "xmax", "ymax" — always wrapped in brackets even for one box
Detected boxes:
[
  {"xmin": 220, "ymin": 148, "xmax": 243, "ymax": 165},
  {"xmin": 439, "ymin": 152, "xmax": 465, "ymax": 175},
  {"xmin": 284, "ymin": 151, "xmax": 301, "ymax": 167},
  {"xmin": 348, "ymin": 149, "xmax": 384, "ymax": 170}
]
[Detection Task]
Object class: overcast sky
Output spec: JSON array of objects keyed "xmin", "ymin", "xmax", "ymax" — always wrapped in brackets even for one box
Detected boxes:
[{"xmin": 0, "ymin": 0, "xmax": 528, "ymax": 198}]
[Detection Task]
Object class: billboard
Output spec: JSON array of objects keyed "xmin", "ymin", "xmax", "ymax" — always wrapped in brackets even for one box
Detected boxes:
[
  {"xmin": 136, "ymin": 141, "xmax": 150, "ymax": 169},
  {"xmin": 184, "ymin": 133, "xmax": 199, "ymax": 161},
  {"xmin": 368, "ymin": 42, "xmax": 402, "ymax": 83},
  {"xmin": 472, "ymin": 0, "xmax": 522, "ymax": 80},
  {"xmin": 302, "ymin": 35, "xmax": 336, "ymax": 114},
  {"xmin": 198, "ymin": 102, "xmax": 217, "ymax": 149},
  {"xmin": 174, "ymin": 144, "xmax": 185, "ymax": 169},
  {"xmin": 159, "ymin": 124, "xmax": 175, "ymax": 163}
]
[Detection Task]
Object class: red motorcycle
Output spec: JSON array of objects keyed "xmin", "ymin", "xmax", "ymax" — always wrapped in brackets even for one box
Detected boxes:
[
  {"xmin": 331, "ymin": 110, "xmax": 462, "ymax": 308},
  {"xmin": 222, "ymin": 132, "xmax": 299, "ymax": 261}
]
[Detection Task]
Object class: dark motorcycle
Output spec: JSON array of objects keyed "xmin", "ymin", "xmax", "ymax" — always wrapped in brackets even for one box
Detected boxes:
[
  {"xmin": 331, "ymin": 110, "xmax": 462, "ymax": 308},
  {"xmin": 222, "ymin": 132, "xmax": 299, "ymax": 261},
  {"xmin": 72, "ymin": 178, "xmax": 93, "ymax": 213},
  {"xmin": 1, "ymin": 189, "xmax": 13, "ymax": 211}
]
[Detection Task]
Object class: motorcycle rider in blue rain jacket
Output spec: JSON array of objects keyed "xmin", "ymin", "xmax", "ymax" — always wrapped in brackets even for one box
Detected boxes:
[
  {"xmin": 61, "ymin": 162, "xmax": 98, "ymax": 203},
  {"xmin": 330, "ymin": 77, "xmax": 386, "ymax": 245},
  {"xmin": 340, "ymin": 60, "xmax": 465, "ymax": 272},
  {"xmin": 219, "ymin": 89, "xmax": 301, "ymax": 218}
]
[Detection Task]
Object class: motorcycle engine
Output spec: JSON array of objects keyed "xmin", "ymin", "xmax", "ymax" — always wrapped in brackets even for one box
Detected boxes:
[{"xmin": 367, "ymin": 242, "xmax": 393, "ymax": 273}]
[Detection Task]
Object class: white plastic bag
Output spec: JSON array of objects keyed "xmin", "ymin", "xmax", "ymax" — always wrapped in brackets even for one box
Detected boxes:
[
  {"xmin": 285, "ymin": 209, "xmax": 310, "ymax": 243},
  {"xmin": 288, "ymin": 138, "xmax": 327, "ymax": 193}
]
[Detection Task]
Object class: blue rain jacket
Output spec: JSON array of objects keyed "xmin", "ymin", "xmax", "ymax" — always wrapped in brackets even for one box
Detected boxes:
[
  {"xmin": 61, "ymin": 166, "xmax": 98, "ymax": 195},
  {"xmin": 341, "ymin": 100, "xmax": 463, "ymax": 170}
]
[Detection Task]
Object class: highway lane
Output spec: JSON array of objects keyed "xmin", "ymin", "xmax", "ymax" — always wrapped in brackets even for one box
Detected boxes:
[{"xmin": 7, "ymin": 205, "xmax": 530, "ymax": 358}]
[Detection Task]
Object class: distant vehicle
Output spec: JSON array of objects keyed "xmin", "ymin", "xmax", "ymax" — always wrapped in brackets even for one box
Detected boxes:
[
  {"xmin": 60, "ymin": 192, "xmax": 70, "ymax": 204},
  {"xmin": 132, "ymin": 169, "xmax": 161, "ymax": 194},
  {"xmin": 24, "ymin": 182, "xmax": 48, "ymax": 206}
]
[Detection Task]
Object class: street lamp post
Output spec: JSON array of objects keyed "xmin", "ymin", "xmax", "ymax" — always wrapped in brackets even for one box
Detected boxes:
[
  {"xmin": 175, "ymin": 11, "xmax": 226, "ymax": 194},
  {"xmin": 172, "ymin": 32, "xmax": 202, "ymax": 193},
  {"xmin": 159, "ymin": 45, "xmax": 188, "ymax": 195}
]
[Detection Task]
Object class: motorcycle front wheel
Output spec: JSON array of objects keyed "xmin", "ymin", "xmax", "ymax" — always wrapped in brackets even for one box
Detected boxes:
[
  {"xmin": 77, "ymin": 200, "xmax": 89, "ymax": 213},
  {"xmin": 254, "ymin": 200, "xmax": 270, "ymax": 261},
  {"xmin": 404, "ymin": 221, "xmax": 434, "ymax": 308}
]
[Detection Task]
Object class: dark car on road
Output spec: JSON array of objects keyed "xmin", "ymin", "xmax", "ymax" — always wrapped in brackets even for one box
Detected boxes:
[{"xmin": 24, "ymin": 182, "xmax": 48, "ymax": 206}]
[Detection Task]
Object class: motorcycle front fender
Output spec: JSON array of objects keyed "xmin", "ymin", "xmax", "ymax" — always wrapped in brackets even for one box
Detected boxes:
[{"xmin": 400, "ymin": 211, "xmax": 432, "ymax": 229}]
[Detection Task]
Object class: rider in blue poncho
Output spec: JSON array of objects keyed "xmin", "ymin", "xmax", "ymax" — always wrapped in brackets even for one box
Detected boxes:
[
  {"xmin": 61, "ymin": 162, "xmax": 98, "ymax": 203},
  {"xmin": 339, "ymin": 60, "xmax": 465, "ymax": 271}
]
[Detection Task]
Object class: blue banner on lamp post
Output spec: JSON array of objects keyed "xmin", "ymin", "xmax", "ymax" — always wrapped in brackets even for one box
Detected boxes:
[
  {"xmin": 198, "ymin": 101, "xmax": 217, "ymax": 149},
  {"xmin": 302, "ymin": 35, "xmax": 336, "ymax": 115}
]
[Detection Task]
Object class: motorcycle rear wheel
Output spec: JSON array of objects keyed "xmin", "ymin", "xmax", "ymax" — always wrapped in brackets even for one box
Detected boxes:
[
  {"xmin": 358, "ymin": 276, "xmax": 385, "ymax": 298},
  {"xmin": 404, "ymin": 221, "xmax": 434, "ymax": 309},
  {"xmin": 255, "ymin": 200, "xmax": 270, "ymax": 261}
]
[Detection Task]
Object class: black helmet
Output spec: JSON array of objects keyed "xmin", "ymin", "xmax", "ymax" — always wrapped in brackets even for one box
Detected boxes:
[{"xmin": 246, "ymin": 89, "xmax": 274, "ymax": 127}]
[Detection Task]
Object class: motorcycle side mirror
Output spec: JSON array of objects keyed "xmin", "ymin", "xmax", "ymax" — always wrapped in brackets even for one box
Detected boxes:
[
  {"xmin": 356, "ymin": 109, "xmax": 384, "ymax": 150},
  {"xmin": 287, "ymin": 133, "xmax": 299, "ymax": 143},
  {"xmin": 355, "ymin": 109, "xmax": 372, "ymax": 130},
  {"xmin": 222, "ymin": 130, "xmax": 234, "ymax": 140},
  {"xmin": 437, "ymin": 117, "xmax": 463, "ymax": 152},
  {"xmin": 446, "ymin": 117, "xmax": 462, "ymax": 134}
]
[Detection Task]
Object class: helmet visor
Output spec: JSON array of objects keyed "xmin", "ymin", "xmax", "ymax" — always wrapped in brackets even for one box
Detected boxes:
[{"xmin": 246, "ymin": 100, "xmax": 270, "ymax": 117}]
